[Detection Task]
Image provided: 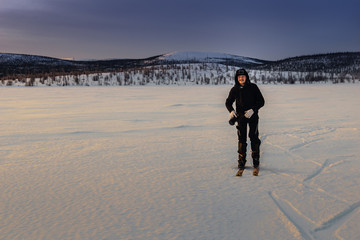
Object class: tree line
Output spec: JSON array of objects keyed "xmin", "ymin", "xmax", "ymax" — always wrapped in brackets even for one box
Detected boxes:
[{"xmin": 2, "ymin": 63, "xmax": 359, "ymax": 86}]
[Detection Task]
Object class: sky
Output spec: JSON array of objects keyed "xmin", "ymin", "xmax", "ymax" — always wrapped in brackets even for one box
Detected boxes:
[{"xmin": 0, "ymin": 0, "xmax": 359, "ymax": 61}]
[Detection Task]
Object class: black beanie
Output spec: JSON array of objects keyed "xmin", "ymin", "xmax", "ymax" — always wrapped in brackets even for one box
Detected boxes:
[
  {"xmin": 234, "ymin": 68, "xmax": 249, "ymax": 84},
  {"xmin": 236, "ymin": 69, "xmax": 247, "ymax": 76}
]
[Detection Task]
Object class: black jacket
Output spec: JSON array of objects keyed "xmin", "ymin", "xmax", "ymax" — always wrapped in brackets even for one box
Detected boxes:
[{"xmin": 225, "ymin": 69, "xmax": 265, "ymax": 117}]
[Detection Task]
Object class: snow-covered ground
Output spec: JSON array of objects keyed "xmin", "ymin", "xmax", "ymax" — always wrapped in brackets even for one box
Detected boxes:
[{"xmin": 0, "ymin": 85, "xmax": 359, "ymax": 240}]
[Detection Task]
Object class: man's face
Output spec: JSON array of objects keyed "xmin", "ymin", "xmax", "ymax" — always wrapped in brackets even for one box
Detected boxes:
[{"xmin": 238, "ymin": 75, "xmax": 246, "ymax": 86}]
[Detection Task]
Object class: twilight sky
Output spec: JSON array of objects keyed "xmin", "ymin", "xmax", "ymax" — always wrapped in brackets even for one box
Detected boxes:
[{"xmin": 1, "ymin": 0, "xmax": 359, "ymax": 60}]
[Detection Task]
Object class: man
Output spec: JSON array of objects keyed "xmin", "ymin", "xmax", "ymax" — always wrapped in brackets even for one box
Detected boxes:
[{"xmin": 225, "ymin": 68, "xmax": 265, "ymax": 176}]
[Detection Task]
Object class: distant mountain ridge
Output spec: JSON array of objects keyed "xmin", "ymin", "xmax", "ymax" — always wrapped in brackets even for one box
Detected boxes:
[
  {"xmin": 0, "ymin": 53, "xmax": 76, "ymax": 66},
  {"xmin": 151, "ymin": 51, "xmax": 268, "ymax": 66},
  {"xmin": 1, "ymin": 51, "xmax": 359, "ymax": 79},
  {"xmin": 255, "ymin": 52, "xmax": 360, "ymax": 73},
  {"xmin": 0, "ymin": 53, "xmax": 157, "ymax": 77}
]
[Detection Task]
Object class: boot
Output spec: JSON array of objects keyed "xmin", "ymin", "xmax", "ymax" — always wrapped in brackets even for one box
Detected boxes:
[
  {"xmin": 238, "ymin": 154, "xmax": 247, "ymax": 170},
  {"xmin": 251, "ymin": 141, "xmax": 261, "ymax": 168},
  {"xmin": 238, "ymin": 142, "xmax": 247, "ymax": 169}
]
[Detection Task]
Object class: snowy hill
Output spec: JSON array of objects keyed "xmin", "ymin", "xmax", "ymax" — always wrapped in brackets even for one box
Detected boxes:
[
  {"xmin": 0, "ymin": 53, "xmax": 76, "ymax": 66},
  {"xmin": 0, "ymin": 53, "xmax": 81, "ymax": 78},
  {"xmin": 0, "ymin": 53, "xmax": 151, "ymax": 78},
  {"xmin": 255, "ymin": 52, "xmax": 360, "ymax": 73},
  {"xmin": 0, "ymin": 51, "xmax": 266, "ymax": 80},
  {"xmin": 152, "ymin": 51, "xmax": 267, "ymax": 66}
]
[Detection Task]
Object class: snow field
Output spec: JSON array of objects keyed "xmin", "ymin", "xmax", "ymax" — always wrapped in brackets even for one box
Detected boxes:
[{"xmin": 0, "ymin": 85, "xmax": 359, "ymax": 239}]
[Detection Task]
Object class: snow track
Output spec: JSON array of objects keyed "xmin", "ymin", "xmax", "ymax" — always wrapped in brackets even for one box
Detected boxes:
[{"xmin": 261, "ymin": 85, "xmax": 360, "ymax": 239}]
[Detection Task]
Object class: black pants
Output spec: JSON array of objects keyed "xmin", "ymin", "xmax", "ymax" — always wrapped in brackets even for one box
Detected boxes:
[
  {"xmin": 236, "ymin": 115, "xmax": 261, "ymax": 168},
  {"xmin": 236, "ymin": 115, "xmax": 260, "ymax": 144}
]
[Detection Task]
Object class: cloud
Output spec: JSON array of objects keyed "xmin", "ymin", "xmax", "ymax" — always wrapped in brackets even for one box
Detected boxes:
[
  {"xmin": 0, "ymin": 0, "xmax": 359, "ymax": 59},
  {"xmin": 0, "ymin": 0, "xmax": 47, "ymax": 11}
]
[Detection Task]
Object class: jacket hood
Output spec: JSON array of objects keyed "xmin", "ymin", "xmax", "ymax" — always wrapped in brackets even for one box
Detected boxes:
[{"xmin": 234, "ymin": 68, "xmax": 250, "ymax": 86}]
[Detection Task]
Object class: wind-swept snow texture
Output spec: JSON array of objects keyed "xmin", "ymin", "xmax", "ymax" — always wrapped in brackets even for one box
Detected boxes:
[{"xmin": 0, "ymin": 85, "xmax": 359, "ymax": 240}]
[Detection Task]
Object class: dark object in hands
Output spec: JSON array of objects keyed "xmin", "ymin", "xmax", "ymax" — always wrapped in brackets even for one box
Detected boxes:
[{"xmin": 229, "ymin": 116, "xmax": 238, "ymax": 125}]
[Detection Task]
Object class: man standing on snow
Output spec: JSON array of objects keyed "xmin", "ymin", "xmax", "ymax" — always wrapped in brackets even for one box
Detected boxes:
[{"xmin": 225, "ymin": 68, "xmax": 265, "ymax": 176}]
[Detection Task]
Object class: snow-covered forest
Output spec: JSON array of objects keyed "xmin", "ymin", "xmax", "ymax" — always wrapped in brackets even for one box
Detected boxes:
[{"xmin": 2, "ymin": 63, "xmax": 359, "ymax": 87}]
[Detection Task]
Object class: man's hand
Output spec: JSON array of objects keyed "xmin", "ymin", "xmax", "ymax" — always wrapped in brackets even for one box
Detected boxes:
[
  {"xmin": 230, "ymin": 110, "xmax": 238, "ymax": 119},
  {"xmin": 244, "ymin": 109, "xmax": 254, "ymax": 119}
]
